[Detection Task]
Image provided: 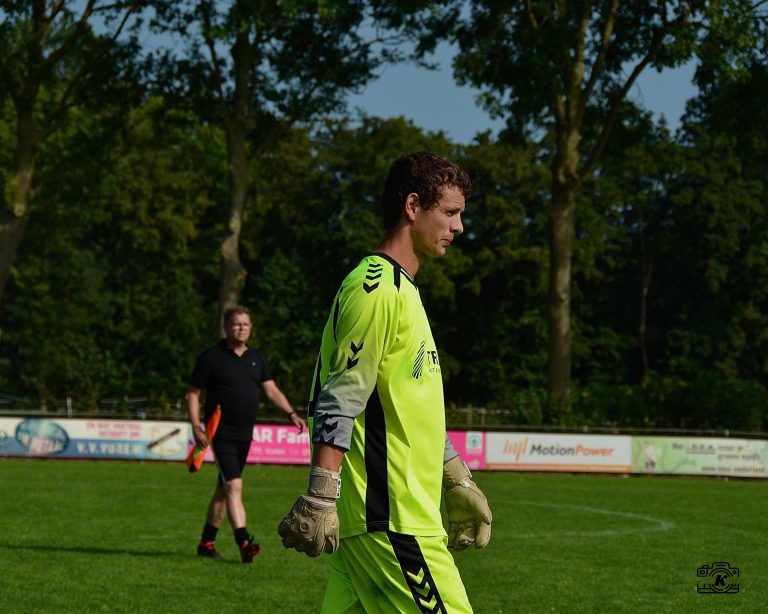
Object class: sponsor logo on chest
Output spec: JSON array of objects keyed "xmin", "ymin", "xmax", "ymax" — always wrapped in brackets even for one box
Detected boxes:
[{"xmin": 412, "ymin": 340, "xmax": 440, "ymax": 379}]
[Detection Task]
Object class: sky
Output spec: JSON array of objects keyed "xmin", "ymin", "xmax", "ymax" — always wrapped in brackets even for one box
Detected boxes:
[
  {"xmin": 346, "ymin": 43, "xmax": 698, "ymax": 144},
  {"xmin": 87, "ymin": 2, "xmax": 698, "ymax": 145},
  {"xmin": 95, "ymin": 3, "xmax": 698, "ymax": 145}
]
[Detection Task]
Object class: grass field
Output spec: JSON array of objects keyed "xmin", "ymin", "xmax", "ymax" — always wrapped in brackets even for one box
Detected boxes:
[{"xmin": 0, "ymin": 459, "xmax": 764, "ymax": 613}]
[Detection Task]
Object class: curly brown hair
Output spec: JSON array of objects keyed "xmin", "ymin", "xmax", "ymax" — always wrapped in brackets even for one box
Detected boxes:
[{"xmin": 381, "ymin": 151, "xmax": 471, "ymax": 231}]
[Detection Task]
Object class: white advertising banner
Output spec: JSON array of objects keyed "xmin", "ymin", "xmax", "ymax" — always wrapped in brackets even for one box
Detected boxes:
[
  {"xmin": 0, "ymin": 417, "xmax": 189, "ymax": 461},
  {"xmin": 3, "ymin": 416, "xmax": 765, "ymax": 478},
  {"xmin": 486, "ymin": 432, "xmax": 632, "ymax": 472}
]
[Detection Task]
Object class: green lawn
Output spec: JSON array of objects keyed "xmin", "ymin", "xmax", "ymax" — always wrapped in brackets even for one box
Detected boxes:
[{"xmin": 0, "ymin": 459, "xmax": 764, "ymax": 613}]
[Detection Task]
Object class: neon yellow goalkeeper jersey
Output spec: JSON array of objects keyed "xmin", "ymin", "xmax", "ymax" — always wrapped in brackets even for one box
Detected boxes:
[{"xmin": 308, "ymin": 253, "xmax": 447, "ymax": 538}]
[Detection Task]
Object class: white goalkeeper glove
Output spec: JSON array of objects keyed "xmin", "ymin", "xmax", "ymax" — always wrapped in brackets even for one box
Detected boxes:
[
  {"xmin": 443, "ymin": 455, "xmax": 492, "ymax": 550},
  {"xmin": 278, "ymin": 466, "xmax": 340, "ymax": 557}
]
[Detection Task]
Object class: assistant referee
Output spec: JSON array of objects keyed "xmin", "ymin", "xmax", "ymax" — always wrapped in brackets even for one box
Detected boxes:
[{"xmin": 186, "ymin": 305, "xmax": 306, "ymax": 562}]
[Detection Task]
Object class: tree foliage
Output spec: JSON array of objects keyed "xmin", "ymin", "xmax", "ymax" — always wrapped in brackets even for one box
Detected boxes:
[
  {"xmin": 0, "ymin": 0, "xmax": 146, "ymax": 304},
  {"xmin": 145, "ymin": 0, "xmax": 423, "ymax": 329},
  {"xmin": 0, "ymin": 3, "xmax": 766, "ymax": 432},
  {"xmin": 432, "ymin": 0, "xmax": 766, "ymax": 403}
]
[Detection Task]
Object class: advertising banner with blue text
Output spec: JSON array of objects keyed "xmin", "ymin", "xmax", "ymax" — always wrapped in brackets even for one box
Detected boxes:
[{"xmin": 0, "ymin": 417, "xmax": 188, "ymax": 461}]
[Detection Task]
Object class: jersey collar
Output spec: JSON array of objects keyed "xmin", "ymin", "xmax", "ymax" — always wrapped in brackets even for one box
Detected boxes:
[{"xmin": 369, "ymin": 252, "xmax": 417, "ymax": 287}]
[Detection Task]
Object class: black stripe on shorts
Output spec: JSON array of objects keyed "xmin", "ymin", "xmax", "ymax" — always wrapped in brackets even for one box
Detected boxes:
[{"xmin": 387, "ymin": 531, "xmax": 448, "ymax": 614}]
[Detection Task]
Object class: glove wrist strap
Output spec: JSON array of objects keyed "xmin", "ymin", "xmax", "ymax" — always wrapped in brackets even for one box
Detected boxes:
[
  {"xmin": 308, "ymin": 466, "xmax": 341, "ymax": 499},
  {"xmin": 443, "ymin": 455, "xmax": 472, "ymax": 490}
]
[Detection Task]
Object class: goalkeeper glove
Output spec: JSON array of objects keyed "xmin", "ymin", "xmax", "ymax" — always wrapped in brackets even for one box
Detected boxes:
[
  {"xmin": 277, "ymin": 466, "xmax": 340, "ymax": 557},
  {"xmin": 443, "ymin": 455, "xmax": 492, "ymax": 550}
]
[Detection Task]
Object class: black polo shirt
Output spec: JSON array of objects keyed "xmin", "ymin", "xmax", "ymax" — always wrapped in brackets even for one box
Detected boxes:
[{"xmin": 190, "ymin": 340, "xmax": 273, "ymax": 442}]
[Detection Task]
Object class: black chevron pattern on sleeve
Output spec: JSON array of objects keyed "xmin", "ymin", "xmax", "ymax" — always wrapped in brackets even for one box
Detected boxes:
[
  {"xmin": 363, "ymin": 261, "xmax": 383, "ymax": 293},
  {"xmin": 316, "ymin": 417, "xmax": 340, "ymax": 444},
  {"xmin": 347, "ymin": 340, "xmax": 364, "ymax": 369}
]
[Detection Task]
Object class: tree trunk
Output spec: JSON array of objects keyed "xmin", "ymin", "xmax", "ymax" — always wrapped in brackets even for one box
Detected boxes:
[
  {"xmin": 547, "ymin": 180, "xmax": 575, "ymax": 404},
  {"xmin": 638, "ymin": 260, "xmax": 653, "ymax": 379},
  {"xmin": 217, "ymin": 125, "xmax": 248, "ymax": 334},
  {"xmin": 0, "ymin": 109, "xmax": 37, "ymax": 305},
  {"xmin": 546, "ymin": 115, "xmax": 580, "ymax": 408},
  {"xmin": 215, "ymin": 18, "xmax": 255, "ymax": 335},
  {"xmin": 0, "ymin": 213, "xmax": 31, "ymax": 308}
]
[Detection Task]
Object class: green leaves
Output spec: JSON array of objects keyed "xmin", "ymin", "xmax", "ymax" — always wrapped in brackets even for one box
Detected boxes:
[{"xmin": 0, "ymin": 2, "xmax": 766, "ymax": 430}]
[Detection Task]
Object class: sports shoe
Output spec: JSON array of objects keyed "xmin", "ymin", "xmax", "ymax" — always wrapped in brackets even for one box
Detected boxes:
[
  {"xmin": 239, "ymin": 535, "xmax": 261, "ymax": 563},
  {"xmin": 197, "ymin": 540, "xmax": 222, "ymax": 560}
]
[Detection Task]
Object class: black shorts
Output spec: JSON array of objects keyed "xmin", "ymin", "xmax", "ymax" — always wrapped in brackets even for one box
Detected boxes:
[{"xmin": 211, "ymin": 438, "xmax": 250, "ymax": 485}]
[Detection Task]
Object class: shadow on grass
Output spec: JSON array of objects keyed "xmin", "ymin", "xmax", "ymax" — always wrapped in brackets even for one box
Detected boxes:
[{"xmin": 0, "ymin": 542, "xmax": 240, "ymax": 563}]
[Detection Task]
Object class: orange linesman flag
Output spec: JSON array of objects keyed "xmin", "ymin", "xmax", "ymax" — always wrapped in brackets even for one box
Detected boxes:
[{"xmin": 185, "ymin": 406, "xmax": 221, "ymax": 473}]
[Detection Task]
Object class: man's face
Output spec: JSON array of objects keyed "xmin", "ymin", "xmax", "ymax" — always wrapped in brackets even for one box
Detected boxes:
[
  {"xmin": 412, "ymin": 186, "xmax": 465, "ymax": 259},
  {"xmin": 225, "ymin": 313, "xmax": 252, "ymax": 345}
]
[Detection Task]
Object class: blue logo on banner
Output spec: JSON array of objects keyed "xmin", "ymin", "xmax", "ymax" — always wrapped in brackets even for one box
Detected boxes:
[{"xmin": 16, "ymin": 419, "xmax": 69, "ymax": 455}]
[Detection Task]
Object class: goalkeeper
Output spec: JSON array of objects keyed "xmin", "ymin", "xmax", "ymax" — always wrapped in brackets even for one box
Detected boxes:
[{"xmin": 278, "ymin": 152, "xmax": 492, "ymax": 613}]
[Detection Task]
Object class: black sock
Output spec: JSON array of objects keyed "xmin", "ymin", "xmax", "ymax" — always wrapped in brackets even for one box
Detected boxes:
[
  {"xmin": 234, "ymin": 527, "xmax": 250, "ymax": 545},
  {"xmin": 201, "ymin": 523, "xmax": 218, "ymax": 542}
]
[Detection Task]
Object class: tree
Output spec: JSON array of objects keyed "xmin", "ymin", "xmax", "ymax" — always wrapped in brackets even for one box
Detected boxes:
[
  {"xmin": 149, "ymin": 0, "xmax": 417, "ymax": 332},
  {"xmin": 0, "ymin": 96, "xmax": 226, "ymax": 408},
  {"xmin": 0, "ymin": 0, "xmax": 144, "ymax": 308},
  {"xmin": 441, "ymin": 0, "xmax": 765, "ymax": 403},
  {"xmin": 576, "ymin": 105, "xmax": 681, "ymax": 383},
  {"xmin": 445, "ymin": 135, "xmax": 550, "ymax": 415}
]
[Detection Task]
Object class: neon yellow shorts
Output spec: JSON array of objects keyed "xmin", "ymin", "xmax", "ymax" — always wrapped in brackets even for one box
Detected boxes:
[{"xmin": 320, "ymin": 531, "xmax": 473, "ymax": 614}]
